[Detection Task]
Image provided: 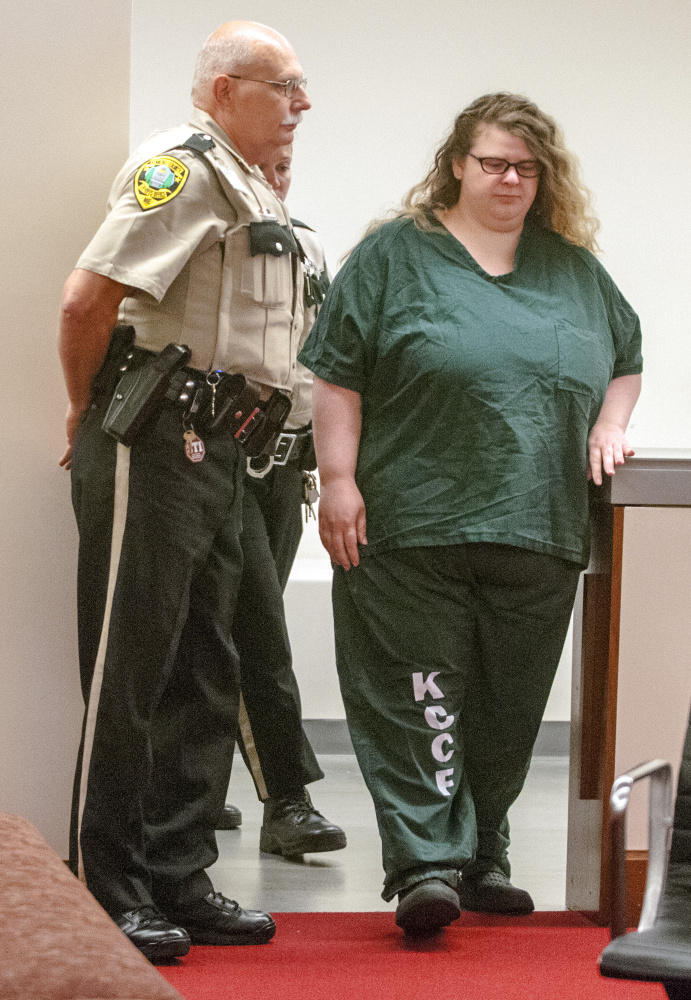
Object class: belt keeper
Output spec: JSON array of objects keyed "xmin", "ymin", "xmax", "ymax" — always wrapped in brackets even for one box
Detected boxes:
[{"xmin": 273, "ymin": 432, "xmax": 297, "ymax": 466}]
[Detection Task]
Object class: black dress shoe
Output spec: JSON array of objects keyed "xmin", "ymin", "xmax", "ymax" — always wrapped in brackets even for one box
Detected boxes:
[
  {"xmin": 458, "ymin": 869, "xmax": 534, "ymax": 915},
  {"xmin": 395, "ymin": 878, "xmax": 461, "ymax": 936},
  {"xmin": 116, "ymin": 906, "xmax": 191, "ymax": 963},
  {"xmin": 167, "ymin": 891, "xmax": 276, "ymax": 945},
  {"xmin": 259, "ymin": 790, "xmax": 347, "ymax": 856},
  {"xmin": 216, "ymin": 803, "xmax": 242, "ymax": 830}
]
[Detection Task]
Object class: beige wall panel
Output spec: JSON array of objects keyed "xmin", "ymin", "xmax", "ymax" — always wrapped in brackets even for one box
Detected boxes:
[
  {"xmin": 0, "ymin": 0, "xmax": 131, "ymax": 856},
  {"xmin": 615, "ymin": 507, "xmax": 691, "ymax": 849}
]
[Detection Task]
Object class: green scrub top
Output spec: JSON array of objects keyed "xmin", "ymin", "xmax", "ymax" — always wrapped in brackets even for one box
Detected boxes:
[{"xmin": 298, "ymin": 217, "xmax": 642, "ymax": 566}]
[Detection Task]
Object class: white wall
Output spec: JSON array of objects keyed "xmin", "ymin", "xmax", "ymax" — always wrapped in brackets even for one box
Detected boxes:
[
  {"xmin": 130, "ymin": 0, "xmax": 691, "ymax": 452},
  {"xmin": 129, "ymin": 0, "xmax": 690, "ymax": 722},
  {"xmin": 0, "ymin": 0, "xmax": 132, "ymax": 854}
]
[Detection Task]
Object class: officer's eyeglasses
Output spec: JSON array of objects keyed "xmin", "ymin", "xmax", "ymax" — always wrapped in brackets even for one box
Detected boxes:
[
  {"xmin": 468, "ymin": 154, "xmax": 541, "ymax": 178},
  {"xmin": 226, "ymin": 74, "xmax": 308, "ymax": 97}
]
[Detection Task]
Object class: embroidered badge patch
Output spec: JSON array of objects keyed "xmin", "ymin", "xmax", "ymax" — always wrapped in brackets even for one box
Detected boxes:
[{"xmin": 134, "ymin": 156, "xmax": 189, "ymax": 210}]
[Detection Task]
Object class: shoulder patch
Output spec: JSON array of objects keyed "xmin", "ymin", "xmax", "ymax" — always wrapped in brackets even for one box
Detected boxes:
[{"xmin": 134, "ymin": 156, "xmax": 189, "ymax": 211}]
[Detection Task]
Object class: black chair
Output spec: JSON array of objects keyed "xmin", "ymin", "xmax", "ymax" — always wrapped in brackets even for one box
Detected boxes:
[{"xmin": 599, "ymin": 710, "xmax": 691, "ymax": 999}]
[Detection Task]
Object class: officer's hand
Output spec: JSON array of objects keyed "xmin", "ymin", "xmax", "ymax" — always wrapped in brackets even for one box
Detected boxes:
[
  {"xmin": 59, "ymin": 401, "xmax": 84, "ymax": 470},
  {"xmin": 318, "ymin": 477, "xmax": 367, "ymax": 571}
]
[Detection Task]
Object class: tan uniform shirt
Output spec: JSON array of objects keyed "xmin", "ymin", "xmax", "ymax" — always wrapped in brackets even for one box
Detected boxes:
[
  {"xmin": 286, "ymin": 224, "xmax": 328, "ymax": 430},
  {"xmin": 77, "ymin": 110, "xmax": 304, "ymax": 393}
]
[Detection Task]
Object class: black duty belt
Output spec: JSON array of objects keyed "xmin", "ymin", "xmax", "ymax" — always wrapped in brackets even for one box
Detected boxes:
[
  {"xmin": 97, "ymin": 328, "xmax": 291, "ymax": 455},
  {"xmin": 246, "ymin": 424, "xmax": 314, "ymax": 478},
  {"xmin": 273, "ymin": 427, "xmax": 312, "ymax": 466}
]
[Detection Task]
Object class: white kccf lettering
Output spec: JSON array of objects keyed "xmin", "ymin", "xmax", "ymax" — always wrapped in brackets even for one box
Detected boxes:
[
  {"xmin": 431, "ymin": 733, "xmax": 454, "ymax": 763},
  {"xmin": 412, "ymin": 671, "xmax": 444, "ymax": 702},
  {"xmin": 436, "ymin": 768, "xmax": 454, "ymax": 796},
  {"xmin": 424, "ymin": 705, "xmax": 455, "ymax": 730}
]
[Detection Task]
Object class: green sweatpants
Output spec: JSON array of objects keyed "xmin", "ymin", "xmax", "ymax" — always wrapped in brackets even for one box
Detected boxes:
[{"xmin": 332, "ymin": 542, "xmax": 580, "ymax": 901}]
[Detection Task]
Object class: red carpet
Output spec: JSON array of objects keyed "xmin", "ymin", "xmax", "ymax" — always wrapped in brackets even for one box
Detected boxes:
[{"xmin": 159, "ymin": 911, "xmax": 667, "ymax": 1000}]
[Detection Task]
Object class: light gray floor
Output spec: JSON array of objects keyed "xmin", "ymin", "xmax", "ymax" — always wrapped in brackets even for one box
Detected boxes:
[{"xmin": 209, "ymin": 754, "xmax": 569, "ymax": 912}]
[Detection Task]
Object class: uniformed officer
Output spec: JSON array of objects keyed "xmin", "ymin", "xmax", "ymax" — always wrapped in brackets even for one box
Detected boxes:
[
  {"xmin": 58, "ymin": 21, "xmax": 311, "ymax": 963},
  {"xmin": 219, "ymin": 146, "xmax": 345, "ymax": 856}
]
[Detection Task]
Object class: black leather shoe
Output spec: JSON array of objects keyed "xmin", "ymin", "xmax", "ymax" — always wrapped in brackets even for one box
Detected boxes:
[
  {"xmin": 216, "ymin": 803, "xmax": 242, "ymax": 830},
  {"xmin": 395, "ymin": 878, "xmax": 461, "ymax": 936},
  {"xmin": 167, "ymin": 891, "xmax": 276, "ymax": 945},
  {"xmin": 458, "ymin": 869, "xmax": 534, "ymax": 915},
  {"xmin": 116, "ymin": 906, "xmax": 191, "ymax": 963},
  {"xmin": 259, "ymin": 790, "xmax": 347, "ymax": 856}
]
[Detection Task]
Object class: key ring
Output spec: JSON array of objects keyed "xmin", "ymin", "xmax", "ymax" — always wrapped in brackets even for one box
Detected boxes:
[{"xmin": 206, "ymin": 370, "xmax": 222, "ymax": 418}]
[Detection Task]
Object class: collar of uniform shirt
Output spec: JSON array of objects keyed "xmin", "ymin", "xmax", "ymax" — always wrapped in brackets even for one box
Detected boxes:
[{"xmin": 189, "ymin": 108, "xmax": 255, "ymax": 175}]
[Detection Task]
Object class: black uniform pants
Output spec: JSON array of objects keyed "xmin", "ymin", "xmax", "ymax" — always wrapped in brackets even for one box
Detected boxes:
[
  {"xmin": 69, "ymin": 402, "xmax": 245, "ymax": 919},
  {"xmin": 232, "ymin": 463, "xmax": 323, "ymax": 800},
  {"xmin": 332, "ymin": 542, "xmax": 581, "ymax": 901}
]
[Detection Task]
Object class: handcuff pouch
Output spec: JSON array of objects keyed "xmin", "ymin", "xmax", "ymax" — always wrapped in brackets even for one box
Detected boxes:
[{"xmin": 236, "ymin": 389, "xmax": 292, "ymax": 457}]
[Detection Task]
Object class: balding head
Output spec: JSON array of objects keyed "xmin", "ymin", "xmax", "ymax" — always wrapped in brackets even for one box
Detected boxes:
[
  {"xmin": 192, "ymin": 22, "xmax": 293, "ymax": 108},
  {"xmin": 190, "ymin": 20, "xmax": 310, "ymax": 165}
]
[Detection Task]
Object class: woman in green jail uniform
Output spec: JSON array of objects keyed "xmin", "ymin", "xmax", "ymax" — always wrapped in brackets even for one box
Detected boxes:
[{"xmin": 298, "ymin": 93, "xmax": 642, "ymax": 936}]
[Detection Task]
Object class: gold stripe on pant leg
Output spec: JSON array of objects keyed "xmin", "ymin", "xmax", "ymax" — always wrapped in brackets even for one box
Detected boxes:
[
  {"xmin": 76, "ymin": 443, "xmax": 131, "ymax": 882},
  {"xmin": 237, "ymin": 692, "xmax": 269, "ymax": 801}
]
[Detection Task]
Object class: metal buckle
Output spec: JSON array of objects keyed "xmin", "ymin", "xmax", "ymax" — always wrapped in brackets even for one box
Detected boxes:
[{"xmin": 273, "ymin": 432, "xmax": 297, "ymax": 466}]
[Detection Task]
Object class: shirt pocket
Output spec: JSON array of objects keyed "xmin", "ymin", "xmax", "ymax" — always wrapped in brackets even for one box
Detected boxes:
[
  {"xmin": 240, "ymin": 221, "xmax": 296, "ymax": 308},
  {"xmin": 241, "ymin": 255, "xmax": 293, "ymax": 306},
  {"xmin": 555, "ymin": 320, "xmax": 614, "ymax": 400}
]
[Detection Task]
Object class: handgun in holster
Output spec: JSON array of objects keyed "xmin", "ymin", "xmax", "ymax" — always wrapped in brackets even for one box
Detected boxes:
[{"xmin": 102, "ymin": 342, "xmax": 191, "ymax": 445}]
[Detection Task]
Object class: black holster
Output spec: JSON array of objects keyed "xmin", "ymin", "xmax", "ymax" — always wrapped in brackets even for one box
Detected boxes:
[
  {"xmin": 91, "ymin": 324, "xmax": 136, "ymax": 401},
  {"xmin": 102, "ymin": 342, "xmax": 191, "ymax": 445}
]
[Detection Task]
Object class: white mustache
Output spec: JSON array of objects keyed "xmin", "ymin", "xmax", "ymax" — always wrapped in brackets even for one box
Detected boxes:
[{"xmin": 282, "ymin": 115, "xmax": 302, "ymax": 127}]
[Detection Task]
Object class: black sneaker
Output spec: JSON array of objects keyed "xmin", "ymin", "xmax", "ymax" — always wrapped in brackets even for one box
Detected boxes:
[
  {"xmin": 116, "ymin": 905, "xmax": 191, "ymax": 962},
  {"xmin": 259, "ymin": 790, "xmax": 347, "ymax": 856},
  {"xmin": 458, "ymin": 869, "xmax": 534, "ymax": 915},
  {"xmin": 395, "ymin": 878, "xmax": 461, "ymax": 936},
  {"xmin": 166, "ymin": 891, "xmax": 276, "ymax": 945}
]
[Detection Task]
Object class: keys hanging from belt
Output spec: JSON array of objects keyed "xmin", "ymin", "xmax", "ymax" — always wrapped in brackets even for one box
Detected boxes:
[{"xmin": 302, "ymin": 471, "xmax": 319, "ymax": 522}]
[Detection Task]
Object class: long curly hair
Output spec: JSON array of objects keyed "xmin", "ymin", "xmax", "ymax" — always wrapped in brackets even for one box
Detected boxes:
[{"xmin": 373, "ymin": 93, "xmax": 599, "ymax": 251}]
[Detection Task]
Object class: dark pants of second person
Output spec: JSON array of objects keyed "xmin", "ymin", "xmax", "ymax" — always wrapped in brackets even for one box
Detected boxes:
[
  {"xmin": 332, "ymin": 542, "xmax": 581, "ymax": 901},
  {"xmin": 231, "ymin": 462, "xmax": 323, "ymax": 800}
]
